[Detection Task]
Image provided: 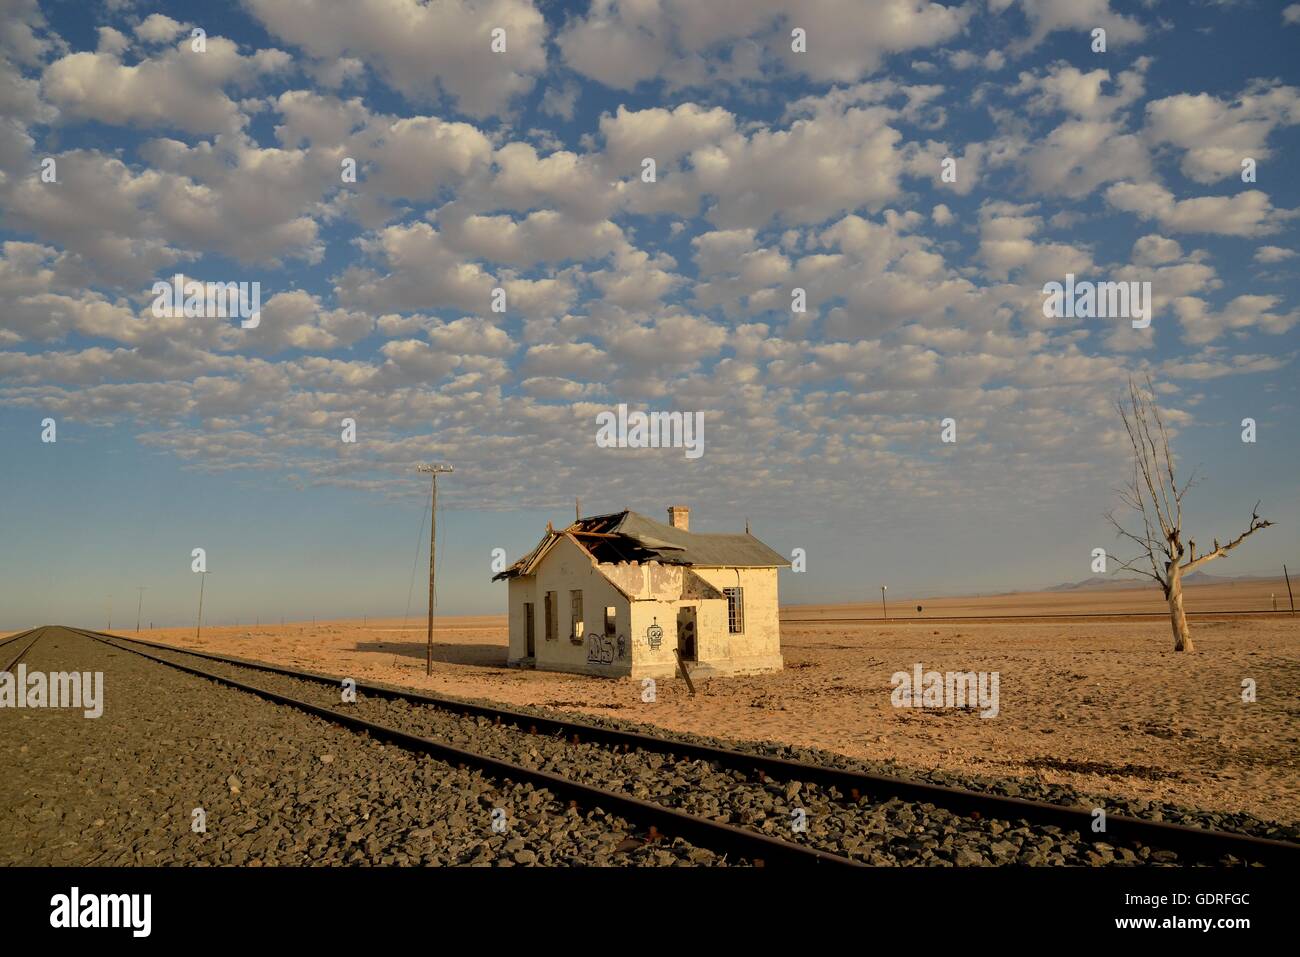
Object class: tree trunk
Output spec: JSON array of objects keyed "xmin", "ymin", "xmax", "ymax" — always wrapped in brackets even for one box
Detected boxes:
[{"xmin": 1167, "ymin": 567, "xmax": 1194, "ymax": 652}]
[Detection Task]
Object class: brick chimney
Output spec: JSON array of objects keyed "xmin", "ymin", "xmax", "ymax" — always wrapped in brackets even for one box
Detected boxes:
[{"xmin": 667, "ymin": 505, "xmax": 690, "ymax": 531}]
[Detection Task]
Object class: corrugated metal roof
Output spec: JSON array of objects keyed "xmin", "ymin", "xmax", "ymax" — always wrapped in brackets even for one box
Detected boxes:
[
  {"xmin": 607, "ymin": 511, "xmax": 789, "ymax": 567},
  {"xmin": 492, "ymin": 509, "xmax": 789, "ymax": 580}
]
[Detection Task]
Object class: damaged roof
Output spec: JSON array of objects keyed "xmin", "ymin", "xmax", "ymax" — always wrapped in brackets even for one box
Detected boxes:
[{"xmin": 492, "ymin": 509, "xmax": 790, "ymax": 581}]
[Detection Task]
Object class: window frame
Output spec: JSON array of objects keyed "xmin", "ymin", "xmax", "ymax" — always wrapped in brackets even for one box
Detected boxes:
[
  {"xmin": 724, "ymin": 587, "xmax": 745, "ymax": 634},
  {"xmin": 569, "ymin": 589, "xmax": 584, "ymax": 642}
]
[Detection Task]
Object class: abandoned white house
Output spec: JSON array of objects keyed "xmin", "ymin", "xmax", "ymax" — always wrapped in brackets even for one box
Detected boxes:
[{"xmin": 493, "ymin": 506, "xmax": 788, "ymax": 678}]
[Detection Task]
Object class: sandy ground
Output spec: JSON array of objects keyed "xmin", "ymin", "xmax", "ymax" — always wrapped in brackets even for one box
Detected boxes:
[{"xmin": 24, "ymin": 579, "xmax": 1300, "ymax": 824}]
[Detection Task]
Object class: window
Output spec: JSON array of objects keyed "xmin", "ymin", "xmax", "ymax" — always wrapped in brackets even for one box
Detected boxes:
[
  {"xmin": 724, "ymin": 587, "xmax": 744, "ymax": 634},
  {"xmin": 544, "ymin": 592, "xmax": 557, "ymax": 641},
  {"xmin": 604, "ymin": 606, "xmax": 617, "ymax": 637},
  {"xmin": 570, "ymin": 589, "xmax": 584, "ymax": 642}
]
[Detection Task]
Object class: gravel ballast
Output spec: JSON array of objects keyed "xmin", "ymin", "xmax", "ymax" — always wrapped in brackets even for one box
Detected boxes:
[
  {"xmin": 0, "ymin": 629, "xmax": 727, "ymax": 866},
  {"xmin": 113, "ymin": 633, "xmax": 1273, "ymax": 866}
]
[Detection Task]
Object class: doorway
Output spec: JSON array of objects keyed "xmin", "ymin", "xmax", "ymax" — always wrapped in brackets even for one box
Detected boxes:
[
  {"xmin": 524, "ymin": 603, "xmax": 535, "ymax": 658},
  {"xmin": 676, "ymin": 606, "xmax": 697, "ymax": 661}
]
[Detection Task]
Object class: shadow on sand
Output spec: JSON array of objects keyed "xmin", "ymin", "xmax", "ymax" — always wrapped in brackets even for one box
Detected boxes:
[{"xmin": 352, "ymin": 640, "xmax": 508, "ymax": 669}]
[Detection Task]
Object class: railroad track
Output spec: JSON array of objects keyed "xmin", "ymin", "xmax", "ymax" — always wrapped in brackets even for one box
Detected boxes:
[
  {"xmin": 0, "ymin": 627, "xmax": 45, "ymax": 672},
  {"xmin": 781, "ymin": 609, "xmax": 1291, "ymax": 624},
  {"xmin": 67, "ymin": 627, "xmax": 852, "ymax": 867},
  {"xmin": 74, "ymin": 626, "xmax": 1300, "ymax": 867}
]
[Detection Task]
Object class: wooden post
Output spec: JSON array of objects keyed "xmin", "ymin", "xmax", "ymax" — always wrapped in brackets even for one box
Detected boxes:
[
  {"xmin": 674, "ymin": 648, "xmax": 696, "ymax": 696},
  {"xmin": 1285, "ymin": 565, "xmax": 1295, "ymax": 616},
  {"xmin": 195, "ymin": 573, "xmax": 206, "ymax": 640},
  {"xmin": 417, "ymin": 464, "xmax": 454, "ymax": 675}
]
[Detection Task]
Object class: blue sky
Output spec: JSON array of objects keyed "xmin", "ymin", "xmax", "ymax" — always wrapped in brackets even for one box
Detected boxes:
[{"xmin": 1, "ymin": 0, "xmax": 1298, "ymax": 628}]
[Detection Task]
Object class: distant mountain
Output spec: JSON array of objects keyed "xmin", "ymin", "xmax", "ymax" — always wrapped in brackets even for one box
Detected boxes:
[
  {"xmin": 1045, "ymin": 571, "xmax": 1275, "ymax": 592},
  {"xmin": 1044, "ymin": 576, "xmax": 1148, "ymax": 592}
]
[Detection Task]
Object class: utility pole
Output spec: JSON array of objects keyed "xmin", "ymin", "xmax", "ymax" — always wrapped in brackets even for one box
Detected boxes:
[
  {"xmin": 1285, "ymin": 565, "xmax": 1296, "ymax": 616},
  {"xmin": 417, "ymin": 463, "xmax": 454, "ymax": 676},
  {"xmin": 195, "ymin": 572, "xmax": 208, "ymax": 641},
  {"xmin": 881, "ymin": 585, "xmax": 888, "ymax": 621},
  {"xmin": 106, "ymin": 595, "xmax": 112, "ymax": 631},
  {"xmin": 135, "ymin": 586, "xmax": 146, "ymax": 634}
]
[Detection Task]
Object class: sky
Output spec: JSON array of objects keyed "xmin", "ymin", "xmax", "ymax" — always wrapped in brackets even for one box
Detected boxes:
[{"xmin": 1, "ymin": 0, "xmax": 1298, "ymax": 629}]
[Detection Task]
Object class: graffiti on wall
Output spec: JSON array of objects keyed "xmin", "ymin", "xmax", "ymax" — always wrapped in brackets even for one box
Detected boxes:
[
  {"xmin": 646, "ymin": 618, "xmax": 663, "ymax": 650},
  {"xmin": 586, "ymin": 632, "xmax": 627, "ymax": 664}
]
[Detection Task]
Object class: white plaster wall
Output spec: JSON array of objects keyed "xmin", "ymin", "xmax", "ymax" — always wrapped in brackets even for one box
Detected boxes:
[{"xmin": 528, "ymin": 536, "xmax": 633, "ymax": 676}]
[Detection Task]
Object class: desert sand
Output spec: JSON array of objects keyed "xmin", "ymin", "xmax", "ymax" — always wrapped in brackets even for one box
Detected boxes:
[{"xmin": 32, "ymin": 578, "xmax": 1300, "ymax": 824}]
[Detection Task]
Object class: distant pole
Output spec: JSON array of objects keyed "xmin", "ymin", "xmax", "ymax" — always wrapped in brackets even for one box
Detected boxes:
[
  {"xmin": 195, "ymin": 572, "xmax": 207, "ymax": 640},
  {"xmin": 417, "ymin": 463, "xmax": 454, "ymax": 676},
  {"xmin": 135, "ymin": 586, "xmax": 146, "ymax": 633},
  {"xmin": 1285, "ymin": 565, "xmax": 1296, "ymax": 616},
  {"xmin": 106, "ymin": 595, "xmax": 112, "ymax": 631},
  {"xmin": 576, "ymin": 497, "xmax": 581, "ymax": 522},
  {"xmin": 881, "ymin": 585, "xmax": 888, "ymax": 621}
]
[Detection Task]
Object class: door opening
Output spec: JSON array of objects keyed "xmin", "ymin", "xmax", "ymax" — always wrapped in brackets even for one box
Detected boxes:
[{"xmin": 676, "ymin": 606, "xmax": 697, "ymax": 661}]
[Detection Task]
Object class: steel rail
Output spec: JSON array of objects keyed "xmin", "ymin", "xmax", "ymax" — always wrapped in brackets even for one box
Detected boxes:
[
  {"xmin": 73, "ymin": 628, "xmax": 860, "ymax": 868},
  {"xmin": 780, "ymin": 609, "xmax": 1287, "ymax": 624},
  {"xmin": 84, "ymin": 628, "xmax": 1300, "ymax": 866},
  {"xmin": 0, "ymin": 627, "xmax": 41, "ymax": 650},
  {"xmin": 1, "ymin": 627, "xmax": 45, "ymax": 673}
]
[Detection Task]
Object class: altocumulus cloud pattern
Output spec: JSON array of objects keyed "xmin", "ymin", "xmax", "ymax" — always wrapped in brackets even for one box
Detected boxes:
[{"xmin": 2, "ymin": 0, "xmax": 1298, "ymax": 615}]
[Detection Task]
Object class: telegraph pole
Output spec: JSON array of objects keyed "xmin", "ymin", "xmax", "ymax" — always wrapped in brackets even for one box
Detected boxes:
[
  {"xmin": 417, "ymin": 463, "xmax": 453, "ymax": 676},
  {"xmin": 195, "ymin": 572, "xmax": 208, "ymax": 641},
  {"xmin": 881, "ymin": 585, "xmax": 888, "ymax": 621},
  {"xmin": 135, "ymin": 586, "xmax": 146, "ymax": 634}
]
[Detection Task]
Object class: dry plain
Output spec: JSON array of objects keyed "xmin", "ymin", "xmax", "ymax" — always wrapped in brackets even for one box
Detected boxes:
[{"xmin": 19, "ymin": 578, "xmax": 1297, "ymax": 825}]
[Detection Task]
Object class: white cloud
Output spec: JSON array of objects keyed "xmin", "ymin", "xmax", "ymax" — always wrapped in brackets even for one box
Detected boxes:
[
  {"xmin": 599, "ymin": 102, "xmax": 735, "ymax": 169},
  {"xmin": 1144, "ymin": 84, "xmax": 1300, "ymax": 183},
  {"xmin": 1022, "ymin": 119, "xmax": 1150, "ymax": 198},
  {"xmin": 41, "ymin": 37, "xmax": 289, "ymax": 134},
  {"xmin": 1131, "ymin": 234, "xmax": 1182, "ymax": 266},
  {"xmin": 1254, "ymin": 246, "xmax": 1297, "ymax": 264},
  {"xmin": 134, "ymin": 14, "xmax": 187, "ymax": 44},
  {"xmin": 438, "ymin": 208, "xmax": 624, "ymax": 266},
  {"xmin": 245, "ymin": 0, "xmax": 548, "ymax": 118},
  {"xmin": 1002, "ymin": 0, "xmax": 1145, "ymax": 51},
  {"xmin": 1173, "ymin": 295, "xmax": 1299, "ymax": 345},
  {"xmin": 1014, "ymin": 61, "xmax": 1148, "ymax": 120},
  {"xmin": 557, "ymin": 0, "xmax": 969, "ymax": 90},
  {"xmin": 1106, "ymin": 182, "xmax": 1293, "ymax": 236}
]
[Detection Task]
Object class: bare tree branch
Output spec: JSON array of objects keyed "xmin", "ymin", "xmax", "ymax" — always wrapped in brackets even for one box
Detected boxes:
[
  {"xmin": 1107, "ymin": 376, "xmax": 1273, "ymax": 651},
  {"xmin": 1183, "ymin": 501, "xmax": 1274, "ymax": 574}
]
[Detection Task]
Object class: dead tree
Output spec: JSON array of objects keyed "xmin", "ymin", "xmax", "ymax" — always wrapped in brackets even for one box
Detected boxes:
[{"xmin": 1107, "ymin": 376, "xmax": 1272, "ymax": 652}]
